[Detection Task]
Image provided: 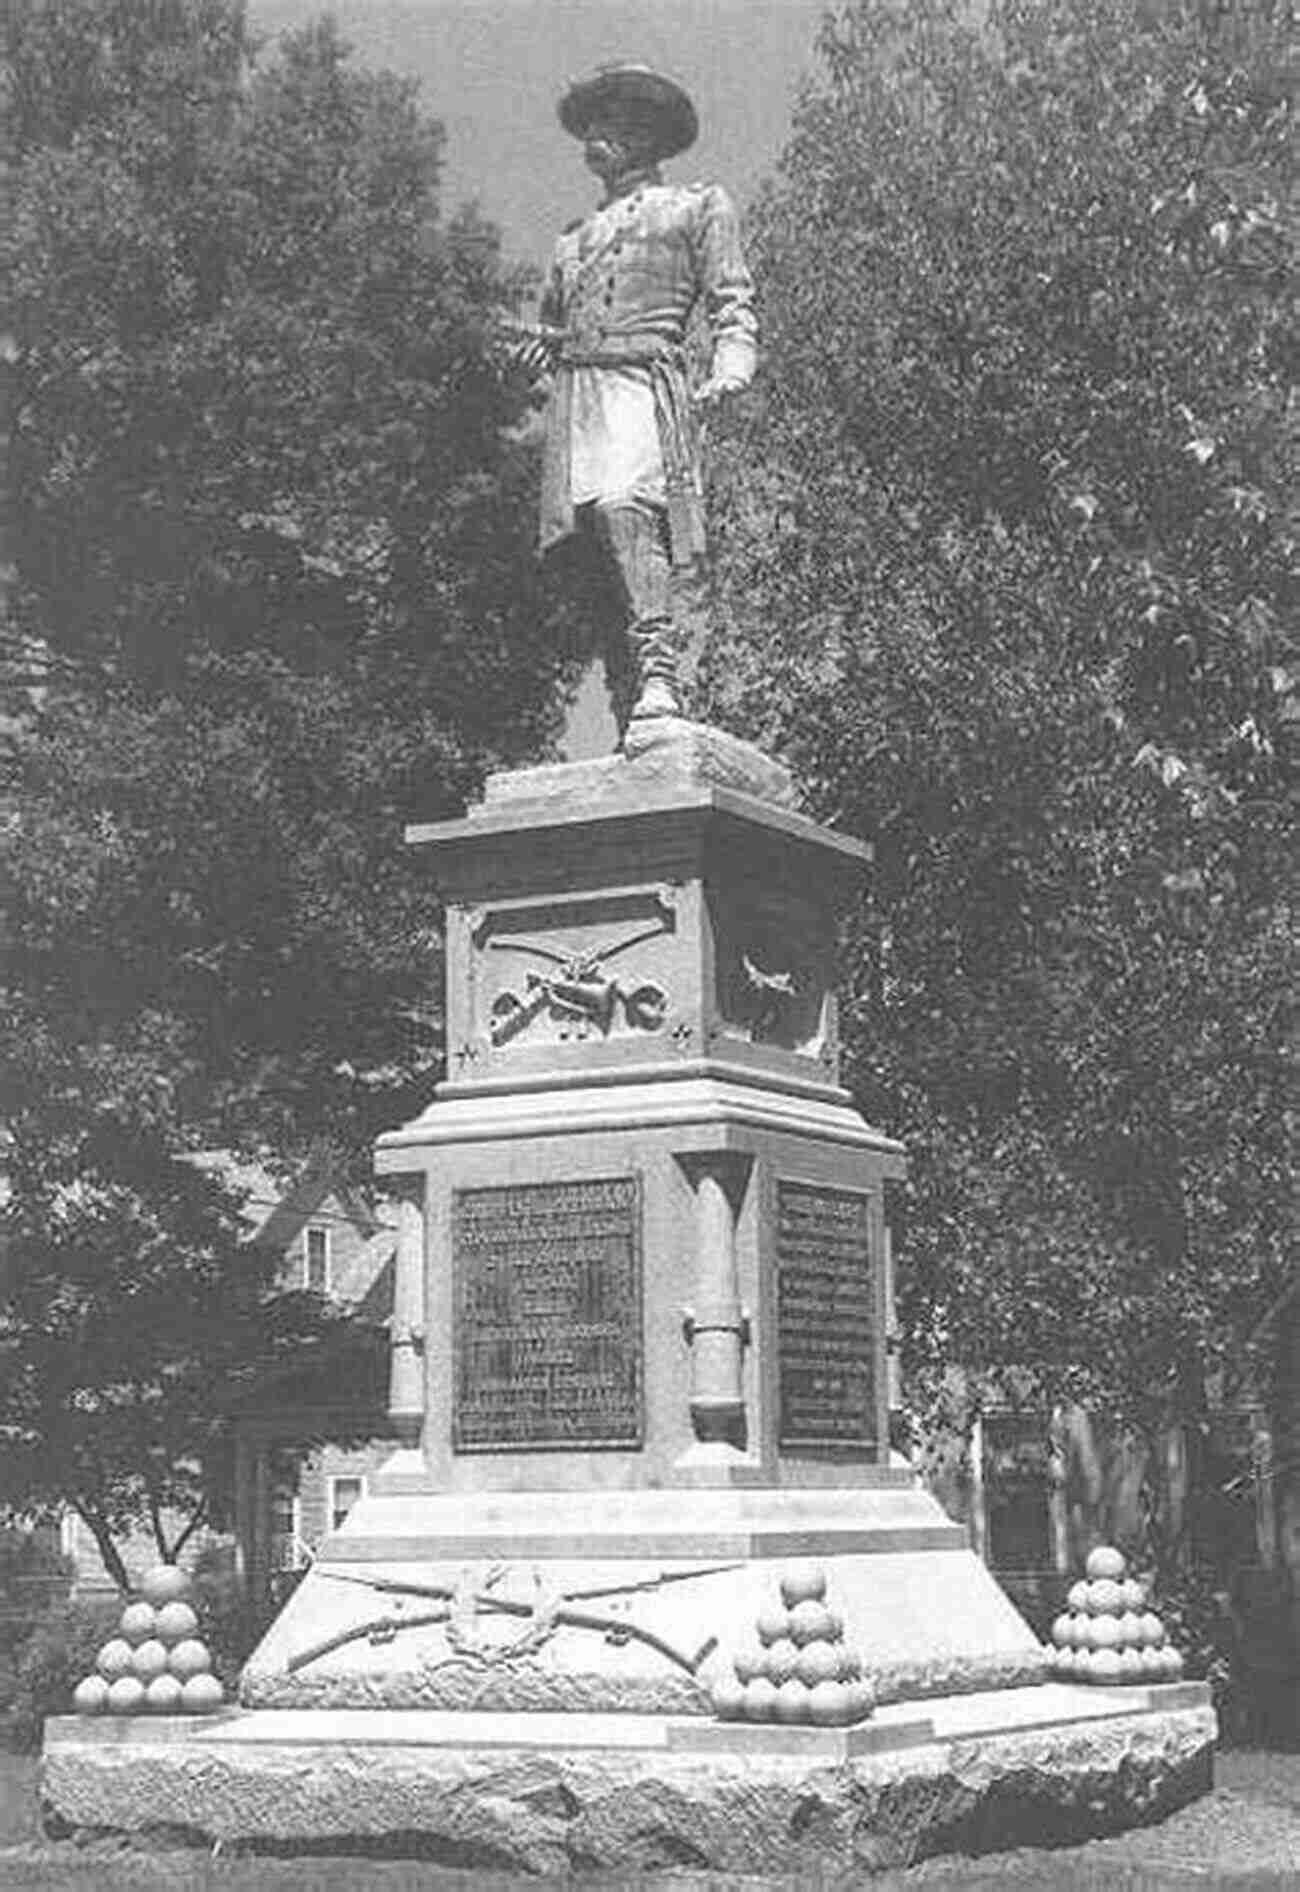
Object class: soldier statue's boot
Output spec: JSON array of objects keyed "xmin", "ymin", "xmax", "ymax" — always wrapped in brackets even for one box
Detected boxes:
[
  {"xmin": 625, "ymin": 617, "xmax": 682, "ymax": 722},
  {"xmin": 591, "ymin": 498, "xmax": 683, "ymax": 731}
]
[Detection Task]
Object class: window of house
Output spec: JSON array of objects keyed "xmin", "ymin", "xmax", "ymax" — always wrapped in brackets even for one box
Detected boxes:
[
  {"xmin": 305, "ymin": 1225, "xmax": 330, "ymax": 1292},
  {"xmin": 330, "ymin": 1475, "xmax": 364, "ymax": 1534},
  {"xmin": 269, "ymin": 1453, "xmax": 306, "ymax": 1573},
  {"xmin": 983, "ymin": 1413, "xmax": 1053, "ymax": 1570}
]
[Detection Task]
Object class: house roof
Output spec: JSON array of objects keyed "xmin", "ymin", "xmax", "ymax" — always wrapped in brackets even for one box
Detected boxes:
[{"xmin": 189, "ymin": 1143, "xmax": 390, "ymax": 1251}]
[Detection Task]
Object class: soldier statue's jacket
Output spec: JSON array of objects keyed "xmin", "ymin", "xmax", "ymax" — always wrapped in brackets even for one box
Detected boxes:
[{"xmin": 538, "ymin": 171, "xmax": 758, "ymax": 564}]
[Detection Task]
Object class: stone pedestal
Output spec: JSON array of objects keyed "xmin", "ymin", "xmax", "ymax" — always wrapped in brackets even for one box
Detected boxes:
[
  {"xmin": 42, "ymin": 723, "xmax": 1215, "ymax": 1862},
  {"xmin": 236, "ymin": 723, "xmax": 1046, "ymax": 1718},
  {"xmin": 384, "ymin": 720, "xmax": 897, "ymax": 1495}
]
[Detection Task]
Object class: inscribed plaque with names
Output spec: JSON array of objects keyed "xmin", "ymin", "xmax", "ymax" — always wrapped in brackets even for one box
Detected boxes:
[
  {"xmin": 453, "ymin": 1177, "xmax": 642, "ymax": 1451},
  {"xmin": 776, "ymin": 1181, "xmax": 876, "ymax": 1453}
]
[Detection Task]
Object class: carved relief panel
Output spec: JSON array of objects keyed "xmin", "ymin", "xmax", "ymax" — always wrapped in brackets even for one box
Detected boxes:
[
  {"xmin": 708, "ymin": 882, "xmax": 835, "ymax": 1067},
  {"xmin": 456, "ymin": 884, "xmax": 686, "ymax": 1068}
]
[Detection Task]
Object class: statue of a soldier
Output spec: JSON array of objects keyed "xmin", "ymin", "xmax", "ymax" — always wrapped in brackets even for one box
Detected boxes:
[{"xmin": 518, "ymin": 64, "xmax": 757, "ymax": 738}]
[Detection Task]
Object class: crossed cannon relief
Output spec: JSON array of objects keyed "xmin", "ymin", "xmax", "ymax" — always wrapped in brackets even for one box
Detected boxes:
[{"xmin": 486, "ymin": 920, "xmax": 671, "ymax": 1046}]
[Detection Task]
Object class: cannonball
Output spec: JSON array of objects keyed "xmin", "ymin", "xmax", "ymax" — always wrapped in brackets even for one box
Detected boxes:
[
  {"xmin": 1159, "ymin": 1646, "xmax": 1184, "ymax": 1681},
  {"xmin": 1067, "ymin": 1580, "xmax": 1090, "ymax": 1613},
  {"xmin": 1050, "ymin": 1613, "xmax": 1074, "ymax": 1648},
  {"xmin": 835, "ymin": 1643, "xmax": 862, "ymax": 1682},
  {"xmin": 1086, "ymin": 1647, "xmax": 1123, "ymax": 1686},
  {"xmin": 1117, "ymin": 1646, "xmax": 1145, "ymax": 1682},
  {"xmin": 741, "ymin": 1676, "xmax": 778, "ymax": 1722},
  {"xmin": 1084, "ymin": 1612, "xmax": 1120, "ymax": 1651},
  {"xmin": 1116, "ymin": 1611, "xmax": 1145, "ymax": 1649},
  {"xmin": 1139, "ymin": 1644, "xmax": 1167, "ymax": 1680},
  {"xmin": 778, "ymin": 1564, "xmax": 827, "ymax": 1608},
  {"xmin": 130, "ymin": 1638, "xmax": 169, "ymax": 1683},
  {"xmin": 1139, "ymin": 1611, "xmax": 1166, "ymax": 1647},
  {"xmin": 733, "ymin": 1642, "xmax": 767, "ymax": 1685},
  {"xmin": 73, "ymin": 1675, "xmax": 110, "ymax": 1715},
  {"xmin": 1052, "ymin": 1644, "xmax": 1076, "ymax": 1677},
  {"xmin": 145, "ymin": 1673, "xmax": 184, "ymax": 1715},
  {"xmin": 1121, "ymin": 1577, "xmax": 1146, "ymax": 1612},
  {"xmin": 755, "ymin": 1602, "xmax": 791, "ymax": 1646},
  {"xmin": 808, "ymin": 1679, "xmax": 851, "ymax": 1726},
  {"xmin": 106, "ymin": 1675, "xmax": 147, "ymax": 1715},
  {"xmin": 773, "ymin": 1677, "xmax": 811, "ymax": 1724},
  {"xmin": 167, "ymin": 1638, "xmax": 212, "ymax": 1681},
  {"xmin": 139, "ymin": 1563, "xmax": 192, "ymax": 1608},
  {"xmin": 1085, "ymin": 1578, "xmax": 1125, "ymax": 1615},
  {"xmin": 796, "ymin": 1639, "xmax": 842, "ymax": 1688},
  {"xmin": 179, "ymin": 1673, "xmax": 224, "ymax": 1714},
  {"xmin": 788, "ymin": 1598, "xmax": 835, "ymax": 1646},
  {"xmin": 96, "ymin": 1638, "xmax": 135, "ymax": 1681},
  {"xmin": 119, "ymin": 1600, "xmax": 158, "ymax": 1645},
  {"xmin": 1085, "ymin": 1545, "xmax": 1126, "ymax": 1582},
  {"xmin": 763, "ymin": 1637, "xmax": 800, "ymax": 1686},
  {"xmin": 155, "ymin": 1600, "xmax": 199, "ymax": 1645},
  {"xmin": 843, "ymin": 1677, "xmax": 875, "ymax": 1722},
  {"xmin": 710, "ymin": 1673, "xmax": 746, "ymax": 1720}
]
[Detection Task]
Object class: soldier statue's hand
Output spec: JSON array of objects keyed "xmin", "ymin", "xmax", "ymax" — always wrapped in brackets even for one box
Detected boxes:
[{"xmin": 692, "ymin": 375, "xmax": 744, "ymax": 410}]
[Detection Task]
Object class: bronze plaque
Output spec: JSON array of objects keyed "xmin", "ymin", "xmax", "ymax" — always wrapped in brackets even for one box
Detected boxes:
[
  {"xmin": 776, "ymin": 1182, "xmax": 876, "ymax": 1452},
  {"xmin": 453, "ymin": 1177, "xmax": 642, "ymax": 1451}
]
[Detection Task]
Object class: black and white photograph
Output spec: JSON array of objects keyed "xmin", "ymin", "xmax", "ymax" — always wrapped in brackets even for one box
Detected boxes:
[{"xmin": 1, "ymin": 2, "xmax": 1295, "ymax": 1885}]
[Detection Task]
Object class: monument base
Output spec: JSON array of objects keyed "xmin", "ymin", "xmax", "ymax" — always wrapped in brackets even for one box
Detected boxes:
[
  {"xmin": 234, "ymin": 1481, "xmax": 1047, "ymax": 1715},
  {"xmin": 42, "ymin": 1684, "xmax": 1215, "ymax": 1874}
]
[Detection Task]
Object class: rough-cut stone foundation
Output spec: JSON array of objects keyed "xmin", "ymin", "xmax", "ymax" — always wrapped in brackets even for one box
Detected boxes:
[{"xmin": 43, "ymin": 1685, "xmax": 1214, "ymax": 1875}]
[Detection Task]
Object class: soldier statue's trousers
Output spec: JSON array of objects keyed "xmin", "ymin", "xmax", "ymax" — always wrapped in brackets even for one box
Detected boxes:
[{"xmin": 585, "ymin": 497, "xmax": 679, "ymax": 722}]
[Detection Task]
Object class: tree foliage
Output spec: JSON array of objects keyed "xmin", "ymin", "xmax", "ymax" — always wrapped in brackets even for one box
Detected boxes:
[
  {"xmin": 704, "ymin": 0, "xmax": 1294, "ymax": 1550},
  {"xmin": 1, "ymin": 0, "xmax": 565, "ymax": 1564}
]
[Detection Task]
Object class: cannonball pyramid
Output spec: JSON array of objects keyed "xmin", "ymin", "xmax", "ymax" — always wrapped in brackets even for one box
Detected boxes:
[
  {"xmin": 1046, "ymin": 1544, "xmax": 1185, "ymax": 1687},
  {"xmin": 709, "ymin": 1564, "xmax": 875, "ymax": 1727},
  {"xmin": 71, "ymin": 1564, "xmax": 225, "ymax": 1716}
]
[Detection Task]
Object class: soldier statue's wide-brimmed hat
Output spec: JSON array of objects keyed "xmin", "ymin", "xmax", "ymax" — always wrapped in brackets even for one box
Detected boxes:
[{"xmin": 557, "ymin": 63, "xmax": 699, "ymax": 161}]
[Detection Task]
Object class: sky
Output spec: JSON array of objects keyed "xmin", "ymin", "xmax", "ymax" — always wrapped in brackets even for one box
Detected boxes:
[{"xmin": 250, "ymin": 0, "xmax": 830, "ymax": 268}]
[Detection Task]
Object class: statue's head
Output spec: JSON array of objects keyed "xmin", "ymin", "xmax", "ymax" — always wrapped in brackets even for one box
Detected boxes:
[
  {"xmin": 579, "ymin": 112, "xmax": 659, "ymax": 188},
  {"xmin": 558, "ymin": 63, "xmax": 698, "ymax": 183}
]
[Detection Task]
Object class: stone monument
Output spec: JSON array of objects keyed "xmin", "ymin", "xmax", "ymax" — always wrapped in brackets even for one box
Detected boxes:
[{"xmin": 43, "ymin": 64, "xmax": 1214, "ymax": 1874}]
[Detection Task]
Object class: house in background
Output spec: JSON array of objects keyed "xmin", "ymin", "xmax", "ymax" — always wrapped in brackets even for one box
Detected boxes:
[
  {"xmin": 212, "ymin": 1146, "xmax": 398, "ymax": 1603},
  {"xmin": 61, "ymin": 1146, "xmax": 397, "ymax": 1599}
]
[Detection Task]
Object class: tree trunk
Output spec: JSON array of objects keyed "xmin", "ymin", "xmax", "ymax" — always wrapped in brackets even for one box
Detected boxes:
[
  {"xmin": 73, "ymin": 1503, "xmax": 131, "ymax": 1593},
  {"xmin": 168, "ymin": 1502, "xmax": 208, "ymax": 1561},
  {"xmin": 146, "ymin": 1487, "xmax": 169, "ymax": 1561}
]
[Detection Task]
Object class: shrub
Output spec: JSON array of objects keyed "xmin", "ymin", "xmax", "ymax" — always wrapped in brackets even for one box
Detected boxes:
[
  {"xmin": 190, "ymin": 1537, "xmax": 279, "ymax": 1695},
  {"xmin": 0, "ymin": 1528, "xmax": 73, "ymax": 1656},
  {"xmin": 1, "ymin": 1598, "xmax": 120, "ymax": 1752}
]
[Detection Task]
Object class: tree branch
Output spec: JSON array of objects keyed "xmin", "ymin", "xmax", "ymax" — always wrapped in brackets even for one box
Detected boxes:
[{"xmin": 73, "ymin": 1500, "xmax": 131, "ymax": 1594}]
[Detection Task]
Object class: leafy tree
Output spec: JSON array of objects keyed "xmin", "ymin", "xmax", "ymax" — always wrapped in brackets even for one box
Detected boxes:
[
  {"xmin": 1, "ymin": 1, "xmax": 565, "ymax": 1572},
  {"xmin": 703, "ymin": 0, "xmax": 1294, "ymax": 1567},
  {"xmin": 0, "ymin": 1126, "xmax": 331, "ymax": 1588}
]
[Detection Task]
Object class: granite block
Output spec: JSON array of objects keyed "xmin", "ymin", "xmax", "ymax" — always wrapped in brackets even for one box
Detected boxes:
[{"xmin": 42, "ymin": 1696, "xmax": 1217, "ymax": 1872}]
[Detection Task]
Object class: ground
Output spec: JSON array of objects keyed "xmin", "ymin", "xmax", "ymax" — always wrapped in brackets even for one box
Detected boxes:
[{"xmin": 0, "ymin": 1748, "xmax": 1297, "ymax": 1888}]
